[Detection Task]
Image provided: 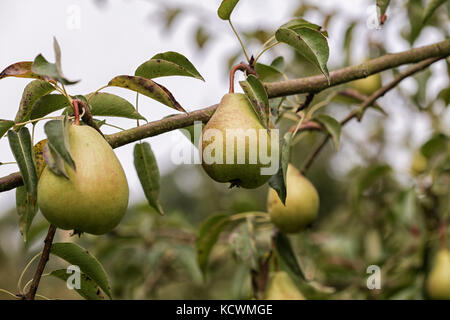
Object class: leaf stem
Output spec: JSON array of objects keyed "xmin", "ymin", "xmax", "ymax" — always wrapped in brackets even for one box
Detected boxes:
[
  {"xmin": 17, "ymin": 252, "xmax": 42, "ymax": 294},
  {"xmin": 254, "ymin": 41, "xmax": 280, "ymax": 65},
  {"xmin": 228, "ymin": 19, "xmax": 250, "ymax": 62},
  {"xmin": 230, "ymin": 212, "xmax": 270, "ymax": 221},
  {"xmin": 0, "ymin": 288, "xmax": 19, "ymax": 299}
]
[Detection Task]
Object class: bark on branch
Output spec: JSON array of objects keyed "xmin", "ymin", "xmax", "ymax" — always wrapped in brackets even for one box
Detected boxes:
[{"xmin": 0, "ymin": 39, "xmax": 449, "ymax": 193}]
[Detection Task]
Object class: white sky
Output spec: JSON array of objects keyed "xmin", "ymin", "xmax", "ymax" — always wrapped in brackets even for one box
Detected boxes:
[{"xmin": 0, "ymin": 0, "xmax": 448, "ymax": 212}]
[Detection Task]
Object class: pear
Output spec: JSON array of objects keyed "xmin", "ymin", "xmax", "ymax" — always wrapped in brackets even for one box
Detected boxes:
[
  {"xmin": 410, "ymin": 151, "xmax": 427, "ymax": 175},
  {"xmin": 38, "ymin": 124, "xmax": 129, "ymax": 235},
  {"xmin": 265, "ymin": 271, "xmax": 305, "ymax": 300},
  {"xmin": 351, "ymin": 73, "xmax": 382, "ymax": 96},
  {"xmin": 200, "ymin": 93, "xmax": 274, "ymax": 189},
  {"xmin": 267, "ymin": 164, "xmax": 319, "ymax": 233},
  {"xmin": 426, "ymin": 249, "xmax": 450, "ymax": 300}
]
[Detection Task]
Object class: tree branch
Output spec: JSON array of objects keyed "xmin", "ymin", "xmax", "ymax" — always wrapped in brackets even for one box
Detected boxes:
[
  {"xmin": 24, "ymin": 224, "xmax": 56, "ymax": 300},
  {"xmin": 301, "ymin": 56, "xmax": 443, "ymax": 173},
  {"xmin": 0, "ymin": 39, "xmax": 449, "ymax": 192}
]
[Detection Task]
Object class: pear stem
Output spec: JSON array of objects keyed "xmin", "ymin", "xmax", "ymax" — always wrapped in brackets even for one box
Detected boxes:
[
  {"xmin": 73, "ymin": 99, "xmax": 81, "ymax": 125},
  {"xmin": 229, "ymin": 62, "xmax": 258, "ymax": 93}
]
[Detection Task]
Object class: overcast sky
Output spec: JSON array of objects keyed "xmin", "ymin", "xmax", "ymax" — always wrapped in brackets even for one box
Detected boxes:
[{"xmin": 0, "ymin": 0, "xmax": 448, "ymax": 213}]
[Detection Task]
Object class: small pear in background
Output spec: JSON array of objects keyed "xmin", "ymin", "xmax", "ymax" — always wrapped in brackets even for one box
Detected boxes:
[
  {"xmin": 426, "ymin": 249, "xmax": 450, "ymax": 300},
  {"xmin": 38, "ymin": 124, "xmax": 129, "ymax": 235},
  {"xmin": 267, "ymin": 164, "xmax": 319, "ymax": 233},
  {"xmin": 200, "ymin": 93, "xmax": 274, "ymax": 189},
  {"xmin": 265, "ymin": 271, "xmax": 305, "ymax": 300},
  {"xmin": 350, "ymin": 73, "xmax": 382, "ymax": 96}
]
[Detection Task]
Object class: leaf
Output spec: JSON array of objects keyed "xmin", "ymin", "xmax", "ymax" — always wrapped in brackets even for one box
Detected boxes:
[
  {"xmin": 0, "ymin": 61, "xmax": 49, "ymax": 80},
  {"xmin": 376, "ymin": 0, "xmax": 390, "ymax": 23},
  {"xmin": 33, "ymin": 139, "xmax": 47, "ymax": 178},
  {"xmin": 356, "ymin": 164, "xmax": 392, "ymax": 200},
  {"xmin": 174, "ymin": 245, "xmax": 203, "ymax": 285},
  {"xmin": 254, "ymin": 63, "xmax": 282, "ymax": 82},
  {"xmin": 30, "ymin": 94, "xmax": 71, "ymax": 120},
  {"xmin": 7, "ymin": 127, "xmax": 38, "ymax": 197},
  {"xmin": 135, "ymin": 51, "xmax": 204, "ymax": 81},
  {"xmin": 275, "ymin": 232, "xmax": 306, "ymax": 280},
  {"xmin": 180, "ymin": 122, "xmax": 204, "ymax": 148},
  {"xmin": 269, "ymin": 132, "xmax": 292, "ymax": 205},
  {"xmin": 50, "ymin": 269, "xmax": 105, "ymax": 300},
  {"xmin": 218, "ymin": 0, "xmax": 240, "ymax": 20},
  {"xmin": 42, "ymin": 141, "xmax": 69, "ymax": 178},
  {"xmin": 239, "ymin": 75, "xmax": 269, "ymax": 128},
  {"xmin": 196, "ymin": 214, "xmax": 231, "ymax": 274},
  {"xmin": 270, "ymin": 56, "xmax": 285, "ymax": 73},
  {"xmin": 314, "ymin": 114, "xmax": 341, "ymax": 150},
  {"xmin": 423, "ymin": 0, "xmax": 446, "ymax": 24},
  {"xmin": 85, "ymin": 92, "xmax": 146, "ymax": 120},
  {"xmin": 229, "ymin": 221, "xmax": 258, "ymax": 269},
  {"xmin": 15, "ymin": 186, "xmax": 38, "ymax": 242},
  {"xmin": 420, "ymin": 134, "xmax": 448, "ymax": 158},
  {"xmin": 280, "ymin": 18, "xmax": 327, "ymax": 36},
  {"xmin": 108, "ymin": 75, "xmax": 185, "ymax": 112},
  {"xmin": 275, "ymin": 27, "xmax": 330, "ymax": 82},
  {"xmin": 31, "ymin": 39, "xmax": 79, "ymax": 85},
  {"xmin": 0, "ymin": 120, "xmax": 15, "ymax": 138},
  {"xmin": 133, "ymin": 142, "xmax": 164, "ymax": 215},
  {"xmin": 50, "ymin": 242, "xmax": 112, "ymax": 299},
  {"xmin": 194, "ymin": 26, "xmax": 211, "ymax": 50},
  {"xmin": 15, "ymin": 80, "xmax": 55, "ymax": 123},
  {"xmin": 44, "ymin": 118, "xmax": 75, "ymax": 171}
]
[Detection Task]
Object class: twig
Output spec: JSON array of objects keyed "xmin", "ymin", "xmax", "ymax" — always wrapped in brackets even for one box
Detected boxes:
[
  {"xmin": 301, "ymin": 57, "xmax": 443, "ymax": 173},
  {"xmin": 229, "ymin": 62, "xmax": 258, "ymax": 93},
  {"xmin": 24, "ymin": 225, "xmax": 56, "ymax": 300},
  {"xmin": 296, "ymin": 93, "xmax": 315, "ymax": 112}
]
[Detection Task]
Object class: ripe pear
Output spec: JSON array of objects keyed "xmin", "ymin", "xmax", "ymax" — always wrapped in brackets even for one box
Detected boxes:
[
  {"xmin": 426, "ymin": 249, "xmax": 450, "ymax": 300},
  {"xmin": 200, "ymin": 93, "xmax": 274, "ymax": 189},
  {"xmin": 265, "ymin": 271, "xmax": 305, "ymax": 300},
  {"xmin": 38, "ymin": 124, "xmax": 129, "ymax": 235},
  {"xmin": 351, "ymin": 73, "xmax": 382, "ymax": 96},
  {"xmin": 267, "ymin": 164, "xmax": 319, "ymax": 233}
]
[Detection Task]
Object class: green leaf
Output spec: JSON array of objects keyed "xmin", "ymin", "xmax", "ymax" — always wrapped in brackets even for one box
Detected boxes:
[
  {"xmin": 180, "ymin": 122, "xmax": 204, "ymax": 148},
  {"xmin": 133, "ymin": 142, "xmax": 164, "ymax": 215},
  {"xmin": 423, "ymin": 0, "xmax": 446, "ymax": 24},
  {"xmin": 437, "ymin": 87, "xmax": 450, "ymax": 105},
  {"xmin": 16, "ymin": 186, "xmax": 38, "ymax": 242},
  {"xmin": 135, "ymin": 51, "xmax": 204, "ymax": 81},
  {"xmin": 420, "ymin": 134, "xmax": 448, "ymax": 158},
  {"xmin": 30, "ymin": 94, "xmax": 71, "ymax": 120},
  {"xmin": 229, "ymin": 221, "xmax": 257, "ymax": 269},
  {"xmin": 108, "ymin": 75, "xmax": 185, "ymax": 113},
  {"xmin": 217, "ymin": 0, "xmax": 240, "ymax": 20},
  {"xmin": 50, "ymin": 242, "xmax": 112, "ymax": 299},
  {"xmin": 42, "ymin": 140, "xmax": 69, "ymax": 179},
  {"xmin": 275, "ymin": 27, "xmax": 330, "ymax": 82},
  {"xmin": 50, "ymin": 269, "xmax": 105, "ymax": 300},
  {"xmin": 31, "ymin": 54, "xmax": 78, "ymax": 85},
  {"xmin": 0, "ymin": 120, "xmax": 15, "ymax": 138},
  {"xmin": 376, "ymin": 0, "xmax": 390, "ymax": 22},
  {"xmin": 239, "ymin": 74, "xmax": 269, "ymax": 128},
  {"xmin": 314, "ymin": 114, "xmax": 341, "ymax": 150},
  {"xmin": 0, "ymin": 61, "xmax": 49, "ymax": 81},
  {"xmin": 44, "ymin": 118, "xmax": 75, "ymax": 171},
  {"xmin": 15, "ymin": 80, "xmax": 55, "ymax": 123},
  {"xmin": 275, "ymin": 232, "xmax": 305, "ymax": 280},
  {"xmin": 196, "ymin": 214, "xmax": 231, "ymax": 274},
  {"xmin": 356, "ymin": 164, "xmax": 392, "ymax": 199},
  {"xmin": 7, "ymin": 127, "xmax": 38, "ymax": 197},
  {"xmin": 254, "ymin": 63, "xmax": 282, "ymax": 82},
  {"xmin": 269, "ymin": 132, "xmax": 292, "ymax": 205},
  {"xmin": 85, "ymin": 92, "xmax": 146, "ymax": 120},
  {"xmin": 270, "ymin": 56, "xmax": 285, "ymax": 73},
  {"xmin": 174, "ymin": 245, "xmax": 203, "ymax": 285},
  {"xmin": 279, "ymin": 18, "xmax": 327, "ymax": 36}
]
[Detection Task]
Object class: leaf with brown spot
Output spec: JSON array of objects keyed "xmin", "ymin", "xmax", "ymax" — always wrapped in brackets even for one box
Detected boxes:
[
  {"xmin": 15, "ymin": 80, "xmax": 55, "ymax": 123},
  {"xmin": 33, "ymin": 139, "xmax": 47, "ymax": 178},
  {"xmin": 108, "ymin": 75, "xmax": 186, "ymax": 113},
  {"xmin": 0, "ymin": 61, "xmax": 49, "ymax": 80}
]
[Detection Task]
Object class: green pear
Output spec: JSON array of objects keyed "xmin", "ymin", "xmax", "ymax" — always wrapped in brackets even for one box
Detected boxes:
[
  {"xmin": 426, "ymin": 249, "xmax": 450, "ymax": 300},
  {"xmin": 351, "ymin": 73, "xmax": 382, "ymax": 96},
  {"xmin": 410, "ymin": 151, "xmax": 427, "ymax": 175},
  {"xmin": 265, "ymin": 271, "xmax": 305, "ymax": 300},
  {"xmin": 200, "ymin": 93, "xmax": 275, "ymax": 189},
  {"xmin": 267, "ymin": 164, "xmax": 319, "ymax": 233},
  {"xmin": 38, "ymin": 124, "xmax": 129, "ymax": 235}
]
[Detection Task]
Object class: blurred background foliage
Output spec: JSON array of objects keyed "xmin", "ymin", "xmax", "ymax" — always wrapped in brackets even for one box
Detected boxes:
[{"xmin": 0, "ymin": 0, "xmax": 449, "ymax": 300}]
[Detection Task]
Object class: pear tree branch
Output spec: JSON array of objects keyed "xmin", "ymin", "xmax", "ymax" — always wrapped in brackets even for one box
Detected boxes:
[
  {"xmin": 300, "ymin": 56, "xmax": 444, "ymax": 173},
  {"xmin": 0, "ymin": 39, "xmax": 449, "ymax": 192}
]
